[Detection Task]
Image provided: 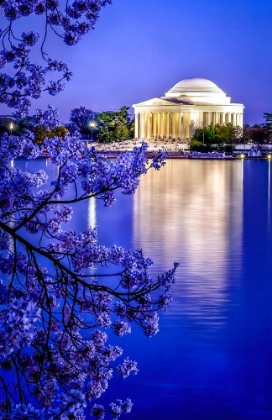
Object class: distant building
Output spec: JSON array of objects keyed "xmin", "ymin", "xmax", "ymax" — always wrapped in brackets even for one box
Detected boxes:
[{"xmin": 132, "ymin": 78, "xmax": 244, "ymax": 140}]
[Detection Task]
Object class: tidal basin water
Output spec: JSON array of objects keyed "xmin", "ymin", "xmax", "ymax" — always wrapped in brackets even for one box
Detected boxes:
[{"xmin": 16, "ymin": 158, "xmax": 272, "ymax": 419}]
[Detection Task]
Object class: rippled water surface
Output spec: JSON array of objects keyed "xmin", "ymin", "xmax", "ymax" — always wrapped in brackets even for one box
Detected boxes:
[{"xmin": 16, "ymin": 158, "xmax": 272, "ymax": 419}]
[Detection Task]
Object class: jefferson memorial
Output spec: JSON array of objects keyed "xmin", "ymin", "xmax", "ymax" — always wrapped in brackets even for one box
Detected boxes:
[{"xmin": 132, "ymin": 78, "xmax": 244, "ymax": 140}]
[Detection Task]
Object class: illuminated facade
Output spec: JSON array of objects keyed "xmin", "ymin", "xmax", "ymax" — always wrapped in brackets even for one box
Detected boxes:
[{"xmin": 132, "ymin": 78, "xmax": 244, "ymax": 140}]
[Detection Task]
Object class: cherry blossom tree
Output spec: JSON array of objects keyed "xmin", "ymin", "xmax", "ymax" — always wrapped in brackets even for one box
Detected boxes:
[
  {"xmin": 0, "ymin": 2, "xmax": 178, "ymax": 419},
  {"xmin": 0, "ymin": 0, "xmax": 111, "ymax": 115}
]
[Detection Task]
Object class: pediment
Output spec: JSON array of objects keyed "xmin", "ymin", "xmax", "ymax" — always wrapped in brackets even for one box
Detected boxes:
[{"xmin": 133, "ymin": 97, "xmax": 177, "ymax": 107}]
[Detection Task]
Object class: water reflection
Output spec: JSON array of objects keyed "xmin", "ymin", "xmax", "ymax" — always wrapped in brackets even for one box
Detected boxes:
[
  {"xmin": 268, "ymin": 160, "xmax": 271, "ymax": 233},
  {"xmin": 133, "ymin": 160, "xmax": 243, "ymax": 326},
  {"xmin": 88, "ymin": 197, "xmax": 96, "ymax": 229},
  {"xmin": 11, "ymin": 158, "xmax": 272, "ymax": 419}
]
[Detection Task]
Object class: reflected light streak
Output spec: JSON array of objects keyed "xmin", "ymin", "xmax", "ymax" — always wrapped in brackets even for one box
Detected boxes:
[
  {"xmin": 133, "ymin": 160, "xmax": 243, "ymax": 328},
  {"xmin": 88, "ymin": 196, "xmax": 96, "ymax": 229},
  {"xmin": 268, "ymin": 160, "xmax": 271, "ymax": 233}
]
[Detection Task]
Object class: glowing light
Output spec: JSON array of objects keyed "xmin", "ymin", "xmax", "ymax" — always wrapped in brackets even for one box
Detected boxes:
[
  {"xmin": 89, "ymin": 121, "xmax": 96, "ymax": 143},
  {"xmin": 267, "ymin": 154, "xmax": 271, "ymax": 160},
  {"xmin": 240, "ymin": 154, "xmax": 245, "ymax": 159},
  {"xmin": 88, "ymin": 196, "xmax": 96, "ymax": 229}
]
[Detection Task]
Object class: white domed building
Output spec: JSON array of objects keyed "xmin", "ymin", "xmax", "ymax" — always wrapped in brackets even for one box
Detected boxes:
[{"xmin": 132, "ymin": 78, "xmax": 244, "ymax": 140}]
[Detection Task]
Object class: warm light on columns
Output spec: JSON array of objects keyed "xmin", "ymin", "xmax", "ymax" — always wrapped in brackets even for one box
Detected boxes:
[
  {"xmin": 166, "ymin": 113, "xmax": 170, "ymax": 138},
  {"xmin": 140, "ymin": 113, "xmax": 145, "ymax": 138},
  {"xmin": 135, "ymin": 113, "xmax": 139, "ymax": 138}
]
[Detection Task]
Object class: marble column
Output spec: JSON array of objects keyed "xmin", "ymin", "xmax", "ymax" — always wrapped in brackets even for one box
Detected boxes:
[
  {"xmin": 178, "ymin": 113, "xmax": 181, "ymax": 138},
  {"xmin": 198, "ymin": 111, "xmax": 202, "ymax": 127},
  {"xmin": 153, "ymin": 113, "xmax": 156, "ymax": 137},
  {"xmin": 202, "ymin": 112, "xmax": 205, "ymax": 126},
  {"xmin": 190, "ymin": 120, "xmax": 194, "ymax": 139},
  {"xmin": 180, "ymin": 114, "xmax": 184, "ymax": 139},
  {"xmin": 222, "ymin": 112, "xmax": 226, "ymax": 125},
  {"xmin": 206, "ymin": 112, "xmax": 211, "ymax": 126},
  {"xmin": 140, "ymin": 113, "xmax": 145, "ymax": 138},
  {"xmin": 196, "ymin": 112, "xmax": 200, "ymax": 128},
  {"xmin": 158, "ymin": 113, "xmax": 161, "ymax": 138},
  {"xmin": 182, "ymin": 113, "xmax": 186, "ymax": 139},
  {"xmin": 147, "ymin": 113, "xmax": 151, "ymax": 139},
  {"xmin": 135, "ymin": 113, "xmax": 139, "ymax": 138},
  {"xmin": 176, "ymin": 112, "xmax": 179, "ymax": 138},
  {"xmin": 161, "ymin": 113, "xmax": 164, "ymax": 138},
  {"xmin": 175, "ymin": 113, "xmax": 178, "ymax": 138},
  {"xmin": 210, "ymin": 112, "xmax": 214, "ymax": 124},
  {"xmin": 161, "ymin": 112, "xmax": 164, "ymax": 137},
  {"xmin": 215, "ymin": 113, "xmax": 219, "ymax": 124},
  {"xmin": 163, "ymin": 112, "xmax": 166, "ymax": 138},
  {"xmin": 185, "ymin": 112, "xmax": 190, "ymax": 139},
  {"xmin": 172, "ymin": 112, "xmax": 176, "ymax": 138},
  {"xmin": 212, "ymin": 112, "xmax": 216, "ymax": 124},
  {"xmin": 144, "ymin": 113, "xmax": 147, "ymax": 138},
  {"xmin": 166, "ymin": 113, "xmax": 170, "ymax": 138},
  {"xmin": 232, "ymin": 113, "xmax": 236, "ymax": 127},
  {"xmin": 187, "ymin": 112, "xmax": 191, "ymax": 138},
  {"xmin": 198, "ymin": 112, "xmax": 201, "ymax": 125},
  {"xmin": 190, "ymin": 112, "xmax": 193, "ymax": 138}
]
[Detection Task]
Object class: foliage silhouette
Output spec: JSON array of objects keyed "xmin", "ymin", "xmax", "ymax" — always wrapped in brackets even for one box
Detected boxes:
[{"xmin": 0, "ymin": 1, "xmax": 177, "ymax": 418}]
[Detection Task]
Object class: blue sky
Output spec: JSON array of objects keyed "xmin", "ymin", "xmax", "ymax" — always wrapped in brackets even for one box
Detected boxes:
[{"xmin": 3, "ymin": 0, "xmax": 272, "ymax": 124}]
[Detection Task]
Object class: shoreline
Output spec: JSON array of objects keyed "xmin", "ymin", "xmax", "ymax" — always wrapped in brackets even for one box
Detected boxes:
[
  {"xmin": 85, "ymin": 140, "xmax": 272, "ymax": 160},
  {"xmin": 87, "ymin": 150, "xmax": 270, "ymax": 161},
  {"xmin": 39, "ymin": 150, "xmax": 271, "ymax": 161},
  {"xmin": 38, "ymin": 140, "xmax": 272, "ymax": 161}
]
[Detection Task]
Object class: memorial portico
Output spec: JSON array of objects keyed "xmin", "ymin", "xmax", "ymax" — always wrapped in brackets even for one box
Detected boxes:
[{"xmin": 133, "ymin": 78, "xmax": 244, "ymax": 140}]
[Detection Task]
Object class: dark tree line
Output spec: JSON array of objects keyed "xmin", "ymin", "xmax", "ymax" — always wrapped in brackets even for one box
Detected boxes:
[
  {"xmin": 190, "ymin": 123, "xmax": 242, "ymax": 152},
  {"xmin": 68, "ymin": 105, "xmax": 135, "ymax": 142},
  {"xmin": 243, "ymin": 113, "xmax": 272, "ymax": 145},
  {"xmin": 0, "ymin": 106, "xmax": 135, "ymax": 144},
  {"xmin": 190, "ymin": 113, "xmax": 272, "ymax": 152}
]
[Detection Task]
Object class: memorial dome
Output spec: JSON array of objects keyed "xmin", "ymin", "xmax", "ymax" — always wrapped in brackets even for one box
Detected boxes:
[{"xmin": 164, "ymin": 77, "xmax": 231, "ymax": 105}]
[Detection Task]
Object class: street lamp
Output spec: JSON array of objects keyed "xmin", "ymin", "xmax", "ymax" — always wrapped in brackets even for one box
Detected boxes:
[{"xmin": 89, "ymin": 121, "xmax": 96, "ymax": 143}]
